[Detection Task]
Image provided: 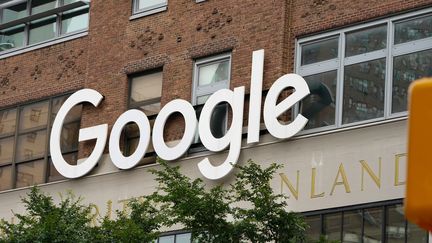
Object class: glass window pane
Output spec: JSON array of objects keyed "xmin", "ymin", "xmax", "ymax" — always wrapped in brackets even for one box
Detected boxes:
[
  {"xmin": 19, "ymin": 101, "xmax": 49, "ymax": 130},
  {"xmin": 158, "ymin": 235, "xmax": 175, "ymax": 243},
  {"xmin": 61, "ymin": 8, "xmax": 89, "ymax": 35},
  {"xmin": 16, "ymin": 160, "xmax": 45, "ymax": 188},
  {"xmin": 29, "ymin": 16, "xmax": 57, "ymax": 45},
  {"xmin": 130, "ymin": 72, "xmax": 162, "ymax": 104},
  {"xmin": 0, "ymin": 137, "xmax": 14, "ymax": 166},
  {"xmin": 137, "ymin": 0, "xmax": 167, "ymax": 11},
  {"xmin": 301, "ymin": 71, "xmax": 337, "ymax": 129},
  {"xmin": 0, "ymin": 166, "xmax": 12, "ymax": 191},
  {"xmin": 301, "ymin": 37, "xmax": 339, "ymax": 65},
  {"xmin": 2, "ymin": 3, "xmax": 27, "ymax": 23},
  {"xmin": 395, "ymin": 15, "xmax": 432, "ymax": 44},
  {"xmin": 305, "ymin": 215, "xmax": 321, "ymax": 243},
  {"xmin": 196, "ymin": 95, "xmax": 211, "ymax": 105},
  {"xmin": 386, "ymin": 204, "xmax": 406, "ymax": 243},
  {"xmin": 48, "ymin": 153, "xmax": 77, "ymax": 182},
  {"xmin": 323, "ymin": 212, "xmax": 342, "ymax": 241},
  {"xmin": 343, "ymin": 210, "xmax": 362, "ymax": 243},
  {"xmin": 343, "ymin": 58, "xmax": 386, "ymax": 124},
  {"xmin": 64, "ymin": 0, "xmax": 80, "ymax": 5},
  {"xmin": 363, "ymin": 207, "xmax": 382, "ymax": 243},
  {"xmin": 16, "ymin": 130, "xmax": 47, "ymax": 162},
  {"xmin": 0, "ymin": 108, "xmax": 17, "ymax": 136},
  {"xmin": 392, "ymin": 49, "xmax": 432, "ymax": 113},
  {"xmin": 198, "ymin": 60, "xmax": 230, "ymax": 86},
  {"xmin": 60, "ymin": 122, "xmax": 80, "ymax": 152},
  {"xmin": 345, "ymin": 25, "xmax": 387, "ymax": 57},
  {"xmin": 52, "ymin": 96, "xmax": 82, "ymax": 124},
  {"xmin": 407, "ymin": 221, "xmax": 428, "ymax": 243},
  {"xmin": 136, "ymin": 102, "xmax": 161, "ymax": 117},
  {"xmin": 31, "ymin": 0, "xmax": 57, "ymax": 15},
  {"xmin": 0, "ymin": 25, "xmax": 25, "ymax": 51},
  {"xmin": 176, "ymin": 233, "xmax": 192, "ymax": 243}
]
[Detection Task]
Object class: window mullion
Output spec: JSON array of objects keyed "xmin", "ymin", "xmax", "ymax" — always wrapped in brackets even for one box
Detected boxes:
[
  {"xmin": 392, "ymin": 37, "xmax": 432, "ymax": 57},
  {"xmin": 385, "ymin": 20, "xmax": 394, "ymax": 118},
  {"xmin": 336, "ymin": 33, "xmax": 345, "ymax": 127},
  {"xmin": 11, "ymin": 106, "xmax": 20, "ymax": 189}
]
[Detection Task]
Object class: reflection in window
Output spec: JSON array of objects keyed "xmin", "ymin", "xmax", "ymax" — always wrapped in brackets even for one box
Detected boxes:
[
  {"xmin": 198, "ymin": 60, "xmax": 230, "ymax": 86},
  {"xmin": 158, "ymin": 235, "xmax": 175, "ymax": 243},
  {"xmin": 346, "ymin": 25, "xmax": 387, "ymax": 57},
  {"xmin": 19, "ymin": 101, "xmax": 49, "ymax": 130},
  {"xmin": 16, "ymin": 160, "xmax": 45, "ymax": 188},
  {"xmin": 2, "ymin": 3, "xmax": 27, "ymax": 23},
  {"xmin": 0, "ymin": 25, "xmax": 25, "ymax": 51},
  {"xmin": 392, "ymin": 49, "xmax": 432, "ymax": 113},
  {"xmin": 301, "ymin": 37, "xmax": 338, "ymax": 65},
  {"xmin": 61, "ymin": 7, "xmax": 89, "ymax": 35},
  {"xmin": 301, "ymin": 71, "xmax": 336, "ymax": 129},
  {"xmin": 16, "ymin": 131, "xmax": 47, "ymax": 162},
  {"xmin": 136, "ymin": 0, "xmax": 167, "ymax": 13},
  {"xmin": 48, "ymin": 153, "xmax": 77, "ymax": 182},
  {"xmin": 395, "ymin": 15, "xmax": 432, "ymax": 44},
  {"xmin": 363, "ymin": 207, "xmax": 382, "ymax": 243},
  {"xmin": 31, "ymin": 0, "xmax": 57, "ymax": 15},
  {"xmin": 0, "ymin": 137, "xmax": 14, "ymax": 165},
  {"xmin": 323, "ymin": 213, "xmax": 342, "ymax": 241},
  {"xmin": 0, "ymin": 95, "xmax": 81, "ymax": 191},
  {"xmin": 386, "ymin": 204, "xmax": 405, "ymax": 243},
  {"xmin": 29, "ymin": 16, "xmax": 57, "ymax": 45},
  {"xmin": 0, "ymin": 108, "xmax": 17, "ymax": 135},
  {"xmin": 343, "ymin": 59, "xmax": 385, "ymax": 124},
  {"xmin": 343, "ymin": 210, "xmax": 362, "ymax": 243},
  {"xmin": 305, "ymin": 215, "xmax": 321, "ymax": 243},
  {"xmin": 0, "ymin": 166, "xmax": 12, "ymax": 191}
]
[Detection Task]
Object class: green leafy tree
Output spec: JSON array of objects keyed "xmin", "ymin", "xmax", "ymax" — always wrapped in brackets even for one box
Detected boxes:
[
  {"xmin": 94, "ymin": 197, "xmax": 166, "ymax": 243},
  {"xmin": 148, "ymin": 159, "xmax": 307, "ymax": 243},
  {"xmin": 0, "ymin": 187, "xmax": 95, "ymax": 243}
]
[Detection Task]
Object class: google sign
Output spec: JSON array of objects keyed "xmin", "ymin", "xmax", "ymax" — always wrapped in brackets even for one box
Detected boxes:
[{"xmin": 50, "ymin": 50, "xmax": 310, "ymax": 180}]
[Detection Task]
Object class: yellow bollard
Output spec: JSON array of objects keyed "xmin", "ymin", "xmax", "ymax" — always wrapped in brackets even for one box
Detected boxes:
[{"xmin": 406, "ymin": 78, "xmax": 432, "ymax": 230}]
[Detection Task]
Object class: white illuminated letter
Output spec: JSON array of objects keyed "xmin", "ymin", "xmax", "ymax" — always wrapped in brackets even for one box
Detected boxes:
[
  {"xmin": 153, "ymin": 99, "xmax": 197, "ymax": 160},
  {"xmin": 109, "ymin": 109, "xmax": 150, "ymax": 169},
  {"xmin": 50, "ymin": 89, "xmax": 108, "ymax": 178},
  {"xmin": 247, "ymin": 49, "xmax": 264, "ymax": 144},
  {"xmin": 198, "ymin": 87, "xmax": 245, "ymax": 180},
  {"xmin": 263, "ymin": 74, "xmax": 310, "ymax": 139}
]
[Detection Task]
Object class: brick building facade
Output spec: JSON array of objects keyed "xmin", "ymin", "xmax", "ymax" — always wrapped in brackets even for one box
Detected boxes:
[{"xmin": 0, "ymin": 0, "xmax": 432, "ymax": 242}]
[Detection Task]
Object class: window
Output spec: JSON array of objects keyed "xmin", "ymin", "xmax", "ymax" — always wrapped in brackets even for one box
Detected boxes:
[
  {"xmin": 157, "ymin": 232, "xmax": 191, "ymax": 243},
  {"xmin": 0, "ymin": 94, "xmax": 81, "ymax": 191},
  {"xmin": 192, "ymin": 53, "xmax": 231, "ymax": 146},
  {"xmin": 296, "ymin": 11, "xmax": 432, "ymax": 133},
  {"xmin": 0, "ymin": 0, "xmax": 89, "ymax": 55},
  {"xmin": 304, "ymin": 200, "xmax": 428, "ymax": 243},
  {"xmin": 132, "ymin": 0, "xmax": 167, "ymax": 17},
  {"xmin": 126, "ymin": 69, "xmax": 163, "ymax": 162}
]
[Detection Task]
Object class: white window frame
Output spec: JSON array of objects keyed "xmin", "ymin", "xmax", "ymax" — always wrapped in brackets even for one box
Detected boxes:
[
  {"xmin": 192, "ymin": 53, "xmax": 232, "ymax": 106},
  {"xmin": 190, "ymin": 53, "xmax": 231, "ymax": 148},
  {"xmin": 295, "ymin": 8, "xmax": 432, "ymax": 135},
  {"xmin": 131, "ymin": 0, "xmax": 167, "ymax": 20},
  {"xmin": 0, "ymin": 0, "xmax": 90, "ymax": 59}
]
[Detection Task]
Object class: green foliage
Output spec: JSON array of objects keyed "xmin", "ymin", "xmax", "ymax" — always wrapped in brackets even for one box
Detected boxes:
[
  {"xmin": 0, "ymin": 159, "xmax": 307, "ymax": 243},
  {"xmin": 95, "ymin": 197, "xmax": 165, "ymax": 243},
  {"xmin": 0, "ymin": 187, "xmax": 94, "ymax": 243},
  {"xmin": 149, "ymin": 159, "xmax": 307, "ymax": 243}
]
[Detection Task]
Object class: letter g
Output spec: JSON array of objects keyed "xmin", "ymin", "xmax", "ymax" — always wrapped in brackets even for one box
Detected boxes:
[{"xmin": 50, "ymin": 89, "xmax": 108, "ymax": 178}]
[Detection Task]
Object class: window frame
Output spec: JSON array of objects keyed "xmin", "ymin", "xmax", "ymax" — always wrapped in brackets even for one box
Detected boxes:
[
  {"xmin": 0, "ymin": 0, "xmax": 90, "ymax": 59},
  {"xmin": 303, "ymin": 199, "xmax": 429, "ymax": 243},
  {"xmin": 190, "ymin": 53, "xmax": 231, "ymax": 150},
  {"xmin": 131, "ymin": 0, "xmax": 167, "ymax": 19},
  {"xmin": 0, "ymin": 92, "xmax": 81, "ymax": 192},
  {"xmin": 295, "ymin": 8, "xmax": 432, "ymax": 135},
  {"xmin": 126, "ymin": 68, "xmax": 163, "ymax": 161}
]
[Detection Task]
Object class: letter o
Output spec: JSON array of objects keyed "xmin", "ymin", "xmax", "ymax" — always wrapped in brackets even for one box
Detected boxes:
[
  {"xmin": 109, "ymin": 109, "xmax": 151, "ymax": 169},
  {"xmin": 152, "ymin": 99, "xmax": 197, "ymax": 161}
]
